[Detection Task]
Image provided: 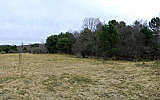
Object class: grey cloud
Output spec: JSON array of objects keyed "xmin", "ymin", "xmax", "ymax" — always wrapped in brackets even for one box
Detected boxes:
[{"xmin": 0, "ymin": 0, "xmax": 158, "ymax": 45}]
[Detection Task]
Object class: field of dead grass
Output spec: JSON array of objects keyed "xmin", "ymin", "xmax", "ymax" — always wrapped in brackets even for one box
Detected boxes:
[{"xmin": 0, "ymin": 53, "xmax": 159, "ymax": 100}]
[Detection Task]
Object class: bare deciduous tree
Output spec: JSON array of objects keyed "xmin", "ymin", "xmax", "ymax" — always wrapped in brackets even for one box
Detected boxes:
[{"xmin": 82, "ymin": 18, "xmax": 101, "ymax": 32}]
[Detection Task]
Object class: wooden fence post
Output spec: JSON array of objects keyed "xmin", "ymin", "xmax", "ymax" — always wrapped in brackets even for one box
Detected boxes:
[{"xmin": 19, "ymin": 53, "xmax": 22, "ymax": 64}]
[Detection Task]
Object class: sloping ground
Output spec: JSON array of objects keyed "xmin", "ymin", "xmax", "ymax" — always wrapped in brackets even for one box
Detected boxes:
[{"xmin": 0, "ymin": 54, "xmax": 159, "ymax": 100}]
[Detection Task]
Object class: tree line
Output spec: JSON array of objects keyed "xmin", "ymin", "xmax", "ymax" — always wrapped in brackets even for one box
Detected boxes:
[
  {"xmin": 0, "ymin": 45, "xmax": 17, "ymax": 53},
  {"xmin": 1, "ymin": 17, "xmax": 160, "ymax": 61},
  {"xmin": 45, "ymin": 17, "xmax": 160, "ymax": 61}
]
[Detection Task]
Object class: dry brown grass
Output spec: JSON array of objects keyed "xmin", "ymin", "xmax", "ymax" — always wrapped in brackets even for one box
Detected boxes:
[{"xmin": 0, "ymin": 53, "xmax": 159, "ymax": 100}]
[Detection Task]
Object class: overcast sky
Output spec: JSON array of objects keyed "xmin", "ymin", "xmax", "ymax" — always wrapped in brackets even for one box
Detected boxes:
[{"xmin": 0, "ymin": 0, "xmax": 160, "ymax": 45}]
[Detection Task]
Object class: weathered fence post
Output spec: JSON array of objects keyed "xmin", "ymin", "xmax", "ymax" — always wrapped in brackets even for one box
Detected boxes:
[{"xmin": 19, "ymin": 53, "xmax": 22, "ymax": 64}]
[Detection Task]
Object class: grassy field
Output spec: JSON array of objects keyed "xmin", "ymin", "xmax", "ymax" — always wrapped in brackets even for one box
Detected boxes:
[{"xmin": 0, "ymin": 53, "xmax": 159, "ymax": 100}]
